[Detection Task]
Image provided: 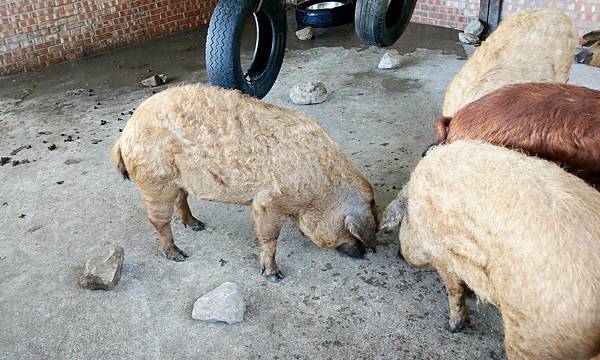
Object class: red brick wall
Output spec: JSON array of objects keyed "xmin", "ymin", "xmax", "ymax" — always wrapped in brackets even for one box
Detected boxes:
[
  {"xmin": 411, "ymin": 0, "xmax": 597, "ymax": 41},
  {"xmin": 0, "ymin": 0, "xmax": 217, "ymax": 75},
  {"xmin": 501, "ymin": 0, "xmax": 598, "ymax": 41},
  {"xmin": 412, "ymin": 0, "xmax": 480, "ymax": 31}
]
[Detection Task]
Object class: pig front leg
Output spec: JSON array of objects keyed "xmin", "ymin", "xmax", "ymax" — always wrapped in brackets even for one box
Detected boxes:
[
  {"xmin": 252, "ymin": 192, "xmax": 286, "ymax": 283},
  {"xmin": 438, "ymin": 267, "xmax": 470, "ymax": 332}
]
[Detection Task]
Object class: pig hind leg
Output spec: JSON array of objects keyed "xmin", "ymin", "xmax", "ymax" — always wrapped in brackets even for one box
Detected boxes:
[
  {"xmin": 252, "ymin": 191, "xmax": 286, "ymax": 282},
  {"xmin": 175, "ymin": 189, "xmax": 205, "ymax": 231},
  {"xmin": 438, "ymin": 267, "xmax": 470, "ymax": 333},
  {"xmin": 140, "ymin": 185, "xmax": 189, "ymax": 262}
]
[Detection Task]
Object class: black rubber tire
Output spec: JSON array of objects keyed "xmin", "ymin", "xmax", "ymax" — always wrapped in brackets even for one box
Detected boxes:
[
  {"xmin": 205, "ymin": 0, "xmax": 286, "ymax": 99},
  {"xmin": 354, "ymin": 0, "xmax": 417, "ymax": 47},
  {"xmin": 296, "ymin": 0, "xmax": 355, "ymax": 28}
]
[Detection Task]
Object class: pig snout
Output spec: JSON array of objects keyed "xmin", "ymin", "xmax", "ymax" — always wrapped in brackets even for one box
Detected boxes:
[
  {"xmin": 336, "ymin": 242, "xmax": 366, "ymax": 259},
  {"xmin": 574, "ymin": 50, "xmax": 593, "ymax": 64}
]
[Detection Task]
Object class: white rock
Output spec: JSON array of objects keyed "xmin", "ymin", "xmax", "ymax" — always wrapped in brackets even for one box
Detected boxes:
[
  {"xmin": 141, "ymin": 74, "xmax": 167, "ymax": 87},
  {"xmin": 458, "ymin": 32, "xmax": 479, "ymax": 45},
  {"xmin": 192, "ymin": 282, "xmax": 245, "ymax": 324},
  {"xmin": 290, "ymin": 81, "xmax": 328, "ymax": 105},
  {"xmin": 295, "ymin": 27, "xmax": 314, "ymax": 41},
  {"xmin": 79, "ymin": 246, "xmax": 124, "ymax": 290},
  {"xmin": 464, "ymin": 19, "xmax": 484, "ymax": 36},
  {"xmin": 378, "ymin": 51, "xmax": 402, "ymax": 69}
]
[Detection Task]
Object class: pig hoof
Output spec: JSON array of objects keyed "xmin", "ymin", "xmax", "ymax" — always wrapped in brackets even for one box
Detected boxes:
[
  {"xmin": 164, "ymin": 248, "xmax": 189, "ymax": 262},
  {"xmin": 172, "ymin": 254, "xmax": 187, "ymax": 262},
  {"xmin": 445, "ymin": 322, "xmax": 464, "ymax": 333},
  {"xmin": 265, "ymin": 270, "xmax": 284, "ymax": 283},
  {"xmin": 191, "ymin": 222, "xmax": 205, "ymax": 232}
]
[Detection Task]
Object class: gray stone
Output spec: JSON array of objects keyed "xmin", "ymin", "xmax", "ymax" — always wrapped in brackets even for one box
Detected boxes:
[
  {"xmin": 192, "ymin": 282, "xmax": 245, "ymax": 324},
  {"xmin": 295, "ymin": 27, "xmax": 314, "ymax": 41},
  {"xmin": 79, "ymin": 246, "xmax": 124, "ymax": 290},
  {"xmin": 458, "ymin": 32, "xmax": 479, "ymax": 45},
  {"xmin": 464, "ymin": 19, "xmax": 484, "ymax": 36},
  {"xmin": 378, "ymin": 51, "xmax": 401, "ymax": 69},
  {"xmin": 289, "ymin": 81, "xmax": 328, "ymax": 105},
  {"xmin": 141, "ymin": 74, "xmax": 167, "ymax": 87}
]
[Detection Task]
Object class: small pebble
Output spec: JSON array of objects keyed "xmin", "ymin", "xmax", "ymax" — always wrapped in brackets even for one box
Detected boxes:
[
  {"xmin": 290, "ymin": 82, "xmax": 328, "ymax": 105},
  {"xmin": 192, "ymin": 282, "xmax": 245, "ymax": 324},
  {"xmin": 378, "ymin": 52, "xmax": 402, "ymax": 69},
  {"xmin": 295, "ymin": 27, "xmax": 315, "ymax": 41},
  {"xmin": 79, "ymin": 246, "xmax": 125, "ymax": 291}
]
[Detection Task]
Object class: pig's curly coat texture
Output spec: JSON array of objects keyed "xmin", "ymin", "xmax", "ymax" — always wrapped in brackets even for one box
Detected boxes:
[
  {"xmin": 435, "ymin": 83, "xmax": 600, "ymax": 187},
  {"xmin": 112, "ymin": 83, "xmax": 377, "ymax": 278},
  {"xmin": 442, "ymin": 9, "xmax": 576, "ymax": 117},
  {"xmin": 383, "ymin": 141, "xmax": 600, "ymax": 359}
]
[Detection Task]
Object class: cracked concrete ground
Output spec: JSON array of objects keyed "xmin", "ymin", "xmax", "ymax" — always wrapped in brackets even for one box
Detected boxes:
[{"xmin": 1, "ymin": 17, "xmax": 600, "ymax": 360}]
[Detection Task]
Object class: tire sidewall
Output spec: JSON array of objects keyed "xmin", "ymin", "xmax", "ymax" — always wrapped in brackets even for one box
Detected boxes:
[
  {"xmin": 206, "ymin": 0, "xmax": 286, "ymax": 99},
  {"xmin": 383, "ymin": 0, "xmax": 417, "ymax": 45},
  {"xmin": 246, "ymin": 0, "xmax": 287, "ymax": 96}
]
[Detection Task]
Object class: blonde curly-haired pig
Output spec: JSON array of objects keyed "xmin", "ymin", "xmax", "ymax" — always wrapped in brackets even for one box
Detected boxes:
[
  {"xmin": 443, "ymin": 9, "xmax": 576, "ymax": 117},
  {"xmin": 381, "ymin": 141, "xmax": 600, "ymax": 359},
  {"xmin": 111, "ymin": 84, "xmax": 378, "ymax": 282}
]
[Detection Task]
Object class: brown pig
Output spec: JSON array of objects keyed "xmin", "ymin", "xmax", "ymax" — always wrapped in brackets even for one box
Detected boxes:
[
  {"xmin": 433, "ymin": 82, "xmax": 600, "ymax": 187},
  {"xmin": 112, "ymin": 83, "xmax": 378, "ymax": 282}
]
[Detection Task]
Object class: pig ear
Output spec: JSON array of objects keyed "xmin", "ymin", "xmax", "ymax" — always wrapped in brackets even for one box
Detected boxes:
[
  {"xmin": 583, "ymin": 30, "xmax": 600, "ymax": 42},
  {"xmin": 344, "ymin": 195, "xmax": 376, "ymax": 246},
  {"xmin": 345, "ymin": 215, "xmax": 367, "ymax": 243},
  {"xmin": 379, "ymin": 196, "xmax": 407, "ymax": 233}
]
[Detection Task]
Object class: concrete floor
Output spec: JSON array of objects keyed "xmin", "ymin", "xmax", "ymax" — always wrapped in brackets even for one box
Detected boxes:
[{"xmin": 1, "ymin": 16, "xmax": 600, "ymax": 359}]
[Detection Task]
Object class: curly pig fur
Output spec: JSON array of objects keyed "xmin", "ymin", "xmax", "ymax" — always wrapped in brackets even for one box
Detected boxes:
[
  {"xmin": 435, "ymin": 83, "xmax": 600, "ymax": 187},
  {"xmin": 442, "ymin": 9, "xmax": 576, "ymax": 117},
  {"xmin": 112, "ymin": 83, "xmax": 378, "ymax": 281},
  {"xmin": 382, "ymin": 141, "xmax": 600, "ymax": 360}
]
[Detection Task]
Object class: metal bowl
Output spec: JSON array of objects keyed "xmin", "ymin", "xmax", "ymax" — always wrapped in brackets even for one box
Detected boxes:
[{"xmin": 306, "ymin": 1, "xmax": 346, "ymax": 10}]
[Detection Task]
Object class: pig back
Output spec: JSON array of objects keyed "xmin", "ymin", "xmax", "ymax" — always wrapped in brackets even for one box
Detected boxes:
[{"xmin": 120, "ymin": 84, "xmax": 371, "ymax": 204}]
